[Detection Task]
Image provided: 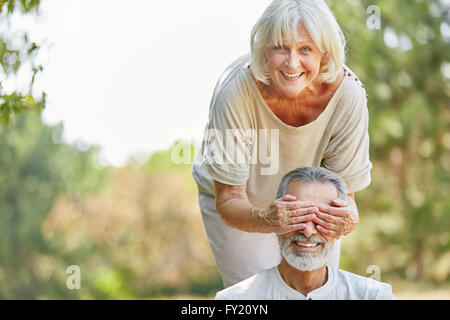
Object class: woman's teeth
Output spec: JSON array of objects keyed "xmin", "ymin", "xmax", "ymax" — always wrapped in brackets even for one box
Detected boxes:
[{"xmin": 282, "ymin": 71, "xmax": 304, "ymax": 78}]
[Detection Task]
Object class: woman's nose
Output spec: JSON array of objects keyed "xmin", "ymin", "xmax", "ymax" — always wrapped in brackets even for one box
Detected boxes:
[{"xmin": 286, "ymin": 51, "xmax": 301, "ymax": 69}]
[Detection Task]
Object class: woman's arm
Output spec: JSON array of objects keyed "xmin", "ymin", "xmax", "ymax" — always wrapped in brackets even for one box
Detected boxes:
[
  {"xmin": 214, "ymin": 180, "xmax": 319, "ymax": 234},
  {"xmin": 214, "ymin": 181, "xmax": 270, "ymax": 233},
  {"xmin": 317, "ymin": 74, "xmax": 370, "ymax": 239}
]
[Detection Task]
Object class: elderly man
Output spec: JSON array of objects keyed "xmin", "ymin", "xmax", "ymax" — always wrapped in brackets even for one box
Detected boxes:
[{"xmin": 215, "ymin": 167, "xmax": 394, "ymax": 300}]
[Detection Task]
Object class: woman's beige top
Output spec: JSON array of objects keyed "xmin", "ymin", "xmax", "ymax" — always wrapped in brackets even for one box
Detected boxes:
[{"xmin": 192, "ymin": 55, "xmax": 372, "ymax": 208}]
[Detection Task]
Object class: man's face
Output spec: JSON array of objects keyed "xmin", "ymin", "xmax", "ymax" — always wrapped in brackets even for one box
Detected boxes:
[{"xmin": 278, "ymin": 181, "xmax": 337, "ymax": 271}]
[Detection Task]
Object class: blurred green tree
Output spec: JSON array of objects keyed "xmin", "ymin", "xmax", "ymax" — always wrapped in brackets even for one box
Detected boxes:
[
  {"xmin": 0, "ymin": 0, "xmax": 45, "ymax": 124},
  {"xmin": 0, "ymin": 110, "xmax": 105, "ymax": 299},
  {"xmin": 329, "ymin": 0, "xmax": 450, "ymax": 282},
  {"xmin": 43, "ymin": 142, "xmax": 221, "ymax": 299}
]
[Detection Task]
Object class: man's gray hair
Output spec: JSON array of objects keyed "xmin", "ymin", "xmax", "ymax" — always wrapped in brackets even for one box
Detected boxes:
[{"xmin": 277, "ymin": 167, "xmax": 347, "ymax": 200}]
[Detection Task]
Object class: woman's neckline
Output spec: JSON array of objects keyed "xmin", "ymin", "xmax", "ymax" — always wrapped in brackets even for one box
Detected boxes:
[{"xmin": 246, "ymin": 67, "xmax": 348, "ymax": 131}]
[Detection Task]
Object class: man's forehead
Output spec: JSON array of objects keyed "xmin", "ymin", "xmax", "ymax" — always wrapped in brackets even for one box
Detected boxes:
[{"xmin": 285, "ymin": 181, "xmax": 339, "ymax": 203}]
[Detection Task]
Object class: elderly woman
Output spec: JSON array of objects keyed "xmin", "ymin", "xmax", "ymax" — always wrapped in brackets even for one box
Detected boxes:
[{"xmin": 192, "ymin": 0, "xmax": 371, "ymax": 288}]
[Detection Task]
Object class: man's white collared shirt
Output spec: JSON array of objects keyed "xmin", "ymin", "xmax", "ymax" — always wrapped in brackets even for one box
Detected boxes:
[{"xmin": 215, "ymin": 265, "xmax": 395, "ymax": 300}]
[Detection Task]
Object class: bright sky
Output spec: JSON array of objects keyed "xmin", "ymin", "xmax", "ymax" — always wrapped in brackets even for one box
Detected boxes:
[{"xmin": 20, "ymin": 0, "xmax": 273, "ymax": 166}]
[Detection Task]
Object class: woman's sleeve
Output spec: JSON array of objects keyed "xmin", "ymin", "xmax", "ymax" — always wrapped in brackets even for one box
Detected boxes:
[
  {"xmin": 322, "ymin": 86, "xmax": 372, "ymax": 194},
  {"xmin": 199, "ymin": 83, "xmax": 254, "ymax": 186}
]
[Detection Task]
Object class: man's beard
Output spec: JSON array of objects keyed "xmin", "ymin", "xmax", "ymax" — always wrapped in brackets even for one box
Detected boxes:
[{"xmin": 279, "ymin": 234, "xmax": 334, "ymax": 271}]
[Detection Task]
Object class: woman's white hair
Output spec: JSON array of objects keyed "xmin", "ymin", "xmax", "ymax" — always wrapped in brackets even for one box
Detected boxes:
[{"xmin": 250, "ymin": 0, "xmax": 346, "ymax": 85}]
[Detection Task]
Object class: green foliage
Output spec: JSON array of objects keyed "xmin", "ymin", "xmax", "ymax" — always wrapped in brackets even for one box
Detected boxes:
[
  {"xmin": 0, "ymin": 0, "xmax": 41, "ymax": 13},
  {"xmin": 0, "ymin": 111, "xmax": 106, "ymax": 299},
  {"xmin": 43, "ymin": 151, "xmax": 222, "ymax": 299},
  {"xmin": 329, "ymin": 0, "xmax": 450, "ymax": 283},
  {"xmin": 0, "ymin": 0, "xmax": 44, "ymax": 124}
]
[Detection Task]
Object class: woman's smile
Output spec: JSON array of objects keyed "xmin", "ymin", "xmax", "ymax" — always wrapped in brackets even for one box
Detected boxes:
[{"xmin": 280, "ymin": 71, "xmax": 304, "ymax": 81}]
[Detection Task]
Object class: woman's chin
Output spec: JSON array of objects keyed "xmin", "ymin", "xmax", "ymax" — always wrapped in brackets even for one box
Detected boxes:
[
  {"xmin": 280, "ymin": 88, "xmax": 306, "ymax": 99},
  {"xmin": 274, "ymin": 81, "xmax": 309, "ymax": 98}
]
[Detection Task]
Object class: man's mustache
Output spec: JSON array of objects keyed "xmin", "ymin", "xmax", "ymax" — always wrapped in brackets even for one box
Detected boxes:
[{"xmin": 288, "ymin": 234, "xmax": 326, "ymax": 244}]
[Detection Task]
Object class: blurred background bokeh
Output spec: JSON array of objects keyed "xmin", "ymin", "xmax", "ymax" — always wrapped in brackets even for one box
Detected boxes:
[{"xmin": 0, "ymin": 0, "xmax": 449, "ymax": 299}]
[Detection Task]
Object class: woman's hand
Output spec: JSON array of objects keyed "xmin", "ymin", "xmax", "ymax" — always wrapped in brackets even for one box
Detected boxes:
[
  {"xmin": 258, "ymin": 194, "xmax": 319, "ymax": 235},
  {"xmin": 312, "ymin": 197, "xmax": 359, "ymax": 240}
]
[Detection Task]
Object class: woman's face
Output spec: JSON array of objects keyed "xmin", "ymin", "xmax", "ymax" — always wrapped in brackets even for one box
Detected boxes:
[{"xmin": 267, "ymin": 24, "xmax": 325, "ymax": 99}]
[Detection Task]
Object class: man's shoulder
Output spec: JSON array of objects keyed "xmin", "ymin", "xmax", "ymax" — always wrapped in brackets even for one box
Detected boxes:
[
  {"xmin": 336, "ymin": 268, "xmax": 395, "ymax": 300},
  {"xmin": 215, "ymin": 268, "xmax": 275, "ymax": 300}
]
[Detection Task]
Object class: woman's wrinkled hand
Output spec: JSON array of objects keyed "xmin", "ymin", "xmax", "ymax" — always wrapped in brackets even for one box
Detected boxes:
[
  {"xmin": 312, "ymin": 198, "xmax": 359, "ymax": 240},
  {"xmin": 259, "ymin": 194, "xmax": 320, "ymax": 235}
]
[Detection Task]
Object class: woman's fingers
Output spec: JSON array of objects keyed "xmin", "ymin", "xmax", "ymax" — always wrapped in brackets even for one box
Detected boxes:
[
  {"xmin": 288, "ymin": 213, "xmax": 316, "ymax": 225},
  {"xmin": 331, "ymin": 198, "xmax": 347, "ymax": 207},
  {"xmin": 316, "ymin": 211, "xmax": 348, "ymax": 227},
  {"xmin": 279, "ymin": 194, "xmax": 296, "ymax": 201},
  {"xmin": 313, "ymin": 215, "xmax": 335, "ymax": 230},
  {"xmin": 317, "ymin": 204, "xmax": 351, "ymax": 219},
  {"xmin": 269, "ymin": 196, "xmax": 318, "ymax": 233},
  {"xmin": 287, "ymin": 206, "xmax": 319, "ymax": 217},
  {"xmin": 279, "ymin": 223, "xmax": 307, "ymax": 235},
  {"xmin": 316, "ymin": 225, "xmax": 339, "ymax": 239},
  {"xmin": 315, "ymin": 200, "xmax": 359, "ymax": 237},
  {"xmin": 313, "ymin": 214, "xmax": 346, "ymax": 238},
  {"xmin": 270, "ymin": 196, "xmax": 355, "ymax": 236},
  {"xmin": 279, "ymin": 201, "xmax": 317, "ymax": 212}
]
